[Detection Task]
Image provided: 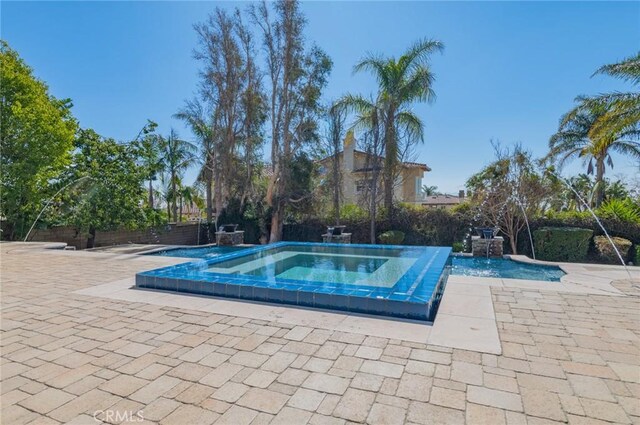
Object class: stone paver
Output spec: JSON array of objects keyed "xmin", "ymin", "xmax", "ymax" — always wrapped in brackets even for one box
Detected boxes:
[
  {"xmin": 1, "ymin": 243, "xmax": 639, "ymax": 425},
  {"xmin": 236, "ymin": 387, "xmax": 289, "ymax": 414},
  {"xmin": 332, "ymin": 388, "xmax": 375, "ymax": 422}
]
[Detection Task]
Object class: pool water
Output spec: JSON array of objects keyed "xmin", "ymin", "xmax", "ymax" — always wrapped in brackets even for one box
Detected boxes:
[
  {"xmin": 137, "ymin": 242, "xmax": 452, "ymax": 321},
  {"xmin": 205, "ymin": 245, "xmax": 419, "ymax": 287},
  {"xmin": 147, "ymin": 245, "xmax": 247, "ymax": 259},
  {"xmin": 451, "ymin": 256, "xmax": 565, "ymax": 282}
]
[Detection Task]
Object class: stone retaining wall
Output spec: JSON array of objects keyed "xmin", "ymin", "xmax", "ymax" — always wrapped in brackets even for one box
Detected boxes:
[{"xmin": 27, "ymin": 223, "xmax": 206, "ymax": 250}]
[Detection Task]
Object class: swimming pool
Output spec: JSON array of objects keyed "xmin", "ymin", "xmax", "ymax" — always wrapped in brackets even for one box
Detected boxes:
[
  {"xmin": 451, "ymin": 256, "xmax": 565, "ymax": 282},
  {"xmin": 146, "ymin": 245, "xmax": 248, "ymax": 259},
  {"xmin": 136, "ymin": 242, "xmax": 452, "ymax": 321}
]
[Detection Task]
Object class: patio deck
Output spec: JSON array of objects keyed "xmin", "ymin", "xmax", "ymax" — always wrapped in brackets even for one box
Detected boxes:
[{"xmin": 1, "ymin": 242, "xmax": 639, "ymax": 424}]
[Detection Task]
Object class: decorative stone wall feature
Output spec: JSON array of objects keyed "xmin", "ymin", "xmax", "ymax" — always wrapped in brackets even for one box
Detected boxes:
[
  {"xmin": 322, "ymin": 233, "xmax": 352, "ymax": 244},
  {"xmin": 216, "ymin": 231, "xmax": 245, "ymax": 246},
  {"xmin": 471, "ymin": 236, "xmax": 503, "ymax": 258}
]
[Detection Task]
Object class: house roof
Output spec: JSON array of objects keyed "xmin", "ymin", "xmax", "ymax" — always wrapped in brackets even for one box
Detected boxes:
[{"xmin": 421, "ymin": 195, "xmax": 462, "ymax": 205}]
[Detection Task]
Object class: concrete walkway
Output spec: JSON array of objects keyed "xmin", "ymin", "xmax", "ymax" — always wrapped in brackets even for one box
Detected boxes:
[{"xmin": 1, "ymin": 242, "xmax": 639, "ymax": 424}]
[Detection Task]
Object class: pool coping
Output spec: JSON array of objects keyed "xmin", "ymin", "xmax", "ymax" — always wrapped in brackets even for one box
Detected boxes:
[{"xmin": 135, "ymin": 242, "xmax": 453, "ymax": 321}]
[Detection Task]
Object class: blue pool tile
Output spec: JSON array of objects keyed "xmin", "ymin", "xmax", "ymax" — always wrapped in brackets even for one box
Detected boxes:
[
  {"xmin": 136, "ymin": 242, "xmax": 452, "ymax": 322},
  {"xmin": 267, "ymin": 287, "xmax": 284, "ymax": 302},
  {"xmin": 297, "ymin": 290, "xmax": 314, "ymax": 307},
  {"xmin": 367, "ymin": 298, "xmax": 387, "ymax": 315},
  {"xmin": 238, "ymin": 284, "xmax": 254, "ymax": 299},
  {"xmin": 281, "ymin": 289, "xmax": 298, "ymax": 304},
  {"xmin": 212, "ymin": 283, "xmax": 227, "ymax": 297},
  {"xmin": 200, "ymin": 282, "xmax": 215, "ymax": 296},
  {"xmin": 349, "ymin": 295, "xmax": 368, "ymax": 312},
  {"xmin": 253, "ymin": 286, "xmax": 270, "ymax": 301},
  {"xmin": 330, "ymin": 293, "xmax": 349, "ymax": 310},
  {"xmin": 388, "ymin": 293, "xmax": 410, "ymax": 302},
  {"xmin": 313, "ymin": 292, "xmax": 332, "ymax": 309},
  {"xmin": 177, "ymin": 279, "xmax": 193, "ymax": 292},
  {"xmin": 225, "ymin": 283, "xmax": 241, "ymax": 298}
]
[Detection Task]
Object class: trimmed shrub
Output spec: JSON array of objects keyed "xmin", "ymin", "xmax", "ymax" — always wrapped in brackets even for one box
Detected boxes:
[
  {"xmin": 635, "ymin": 245, "xmax": 640, "ymax": 266},
  {"xmin": 533, "ymin": 227, "xmax": 593, "ymax": 262},
  {"xmin": 452, "ymin": 242, "xmax": 464, "ymax": 252},
  {"xmin": 379, "ymin": 230, "xmax": 405, "ymax": 245},
  {"xmin": 593, "ymin": 236, "xmax": 632, "ymax": 264}
]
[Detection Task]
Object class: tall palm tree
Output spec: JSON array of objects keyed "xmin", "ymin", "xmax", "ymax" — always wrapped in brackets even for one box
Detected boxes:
[
  {"xmin": 175, "ymin": 100, "xmax": 215, "ymax": 223},
  {"xmin": 422, "ymin": 185, "xmax": 439, "ymax": 196},
  {"xmin": 580, "ymin": 53, "xmax": 640, "ymax": 140},
  {"xmin": 548, "ymin": 104, "xmax": 640, "ymax": 207},
  {"xmin": 159, "ymin": 129, "xmax": 197, "ymax": 222},
  {"xmin": 352, "ymin": 38, "xmax": 444, "ymax": 214},
  {"xmin": 179, "ymin": 184, "xmax": 204, "ymax": 222},
  {"xmin": 137, "ymin": 133, "xmax": 164, "ymax": 209}
]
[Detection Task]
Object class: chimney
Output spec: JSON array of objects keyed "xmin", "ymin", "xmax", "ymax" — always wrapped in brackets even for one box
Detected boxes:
[
  {"xmin": 458, "ymin": 190, "xmax": 465, "ymax": 199},
  {"xmin": 344, "ymin": 130, "xmax": 355, "ymax": 172}
]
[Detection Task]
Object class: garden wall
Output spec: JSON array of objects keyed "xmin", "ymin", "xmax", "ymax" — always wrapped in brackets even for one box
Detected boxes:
[{"xmin": 25, "ymin": 223, "xmax": 207, "ymax": 250}]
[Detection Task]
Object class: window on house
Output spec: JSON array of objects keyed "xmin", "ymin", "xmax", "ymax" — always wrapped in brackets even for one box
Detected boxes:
[{"xmin": 356, "ymin": 179, "xmax": 373, "ymax": 193}]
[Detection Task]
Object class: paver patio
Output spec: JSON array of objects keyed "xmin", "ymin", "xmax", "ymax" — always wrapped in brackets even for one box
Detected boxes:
[{"xmin": 1, "ymin": 242, "xmax": 639, "ymax": 424}]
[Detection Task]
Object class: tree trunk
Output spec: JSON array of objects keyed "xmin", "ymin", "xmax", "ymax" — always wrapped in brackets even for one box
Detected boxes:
[
  {"xmin": 268, "ymin": 157, "xmax": 289, "ymax": 243},
  {"xmin": 179, "ymin": 195, "xmax": 183, "ymax": 222},
  {"xmin": 171, "ymin": 173, "xmax": 178, "ymax": 223},
  {"xmin": 509, "ymin": 233, "xmax": 518, "ymax": 255},
  {"xmin": 383, "ymin": 110, "xmax": 396, "ymax": 219},
  {"xmin": 370, "ymin": 176, "xmax": 377, "ymax": 244},
  {"xmin": 269, "ymin": 206, "xmax": 283, "ymax": 243},
  {"xmin": 214, "ymin": 164, "xmax": 223, "ymax": 225},
  {"xmin": 333, "ymin": 162, "xmax": 340, "ymax": 226},
  {"xmin": 87, "ymin": 225, "xmax": 96, "ymax": 249},
  {"xmin": 205, "ymin": 175, "xmax": 213, "ymax": 223},
  {"xmin": 148, "ymin": 179, "xmax": 154, "ymax": 208},
  {"xmin": 594, "ymin": 157, "xmax": 605, "ymax": 208}
]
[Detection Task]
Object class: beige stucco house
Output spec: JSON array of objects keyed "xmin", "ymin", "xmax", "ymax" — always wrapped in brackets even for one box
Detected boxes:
[{"xmin": 318, "ymin": 132, "xmax": 431, "ymax": 204}]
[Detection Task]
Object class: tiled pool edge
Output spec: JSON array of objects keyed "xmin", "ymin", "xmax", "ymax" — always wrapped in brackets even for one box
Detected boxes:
[
  {"xmin": 135, "ymin": 266, "xmax": 450, "ymax": 321},
  {"xmin": 135, "ymin": 243, "xmax": 452, "ymax": 322}
]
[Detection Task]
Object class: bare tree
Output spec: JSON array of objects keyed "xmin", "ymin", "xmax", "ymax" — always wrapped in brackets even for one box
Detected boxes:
[
  {"xmin": 467, "ymin": 143, "xmax": 548, "ymax": 254},
  {"xmin": 324, "ymin": 104, "xmax": 347, "ymax": 224},
  {"xmin": 360, "ymin": 119, "xmax": 385, "ymax": 244},
  {"xmin": 251, "ymin": 0, "xmax": 331, "ymax": 242},
  {"xmin": 184, "ymin": 8, "xmax": 266, "ymax": 227}
]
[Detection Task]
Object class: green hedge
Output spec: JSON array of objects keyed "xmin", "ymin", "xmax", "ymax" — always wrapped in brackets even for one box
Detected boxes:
[
  {"xmin": 217, "ymin": 203, "xmax": 640, "ymax": 265},
  {"xmin": 635, "ymin": 245, "xmax": 640, "ymax": 266},
  {"xmin": 533, "ymin": 227, "xmax": 593, "ymax": 262}
]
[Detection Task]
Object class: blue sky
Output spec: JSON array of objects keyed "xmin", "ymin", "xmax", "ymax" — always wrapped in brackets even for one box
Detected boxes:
[{"xmin": 3, "ymin": 1, "xmax": 639, "ymax": 193}]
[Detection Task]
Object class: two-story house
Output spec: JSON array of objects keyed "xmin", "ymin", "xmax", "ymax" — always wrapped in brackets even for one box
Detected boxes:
[{"xmin": 318, "ymin": 131, "xmax": 431, "ymax": 204}]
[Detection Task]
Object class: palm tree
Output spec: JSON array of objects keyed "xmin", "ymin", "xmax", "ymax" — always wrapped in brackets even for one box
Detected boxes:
[
  {"xmin": 137, "ymin": 133, "xmax": 164, "ymax": 209},
  {"xmin": 352, "ymin": 38, "xmax": 444, "ymax": 215},
  {"xmin": 159, "ymin": 129, "xmax": 197, "ymax": 222},
  {"xmin": 548, "ymin": 104, "xmax": 640, "ymax": 207},
  {"xmin": 580, "ymin": 53, "xmax": 640, "ymax": 140},
  {"xmin": 175, "ymin": 100, "xmax": 215, "ymax": 223},
  {"xmin": 422, "ymin": 185, "xmax": 439, "ymax": 196},
  {"xmin": 179, "ymin": 184, "xmax": 204, "ymax": 222}
]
